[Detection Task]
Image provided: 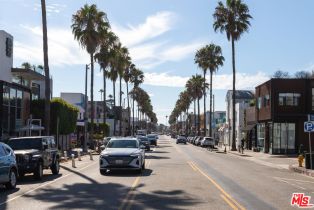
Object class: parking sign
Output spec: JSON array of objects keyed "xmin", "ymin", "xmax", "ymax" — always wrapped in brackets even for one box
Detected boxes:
[{"xmin": 304, "ymin": 121, "xmax": 314, "ymax": 132}]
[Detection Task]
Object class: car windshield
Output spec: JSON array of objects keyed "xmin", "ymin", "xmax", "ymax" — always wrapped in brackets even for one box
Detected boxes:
[
  {"xmin": 107, "ymin": 140, "xmax": 138, "ymax": 148},
  {"xmin": 8, "ymin": 138, "xmax": 42, "ymax": 150},
  {"xmin": 139, "ymin": 137, "xmax": 149, "ymax": 142}
]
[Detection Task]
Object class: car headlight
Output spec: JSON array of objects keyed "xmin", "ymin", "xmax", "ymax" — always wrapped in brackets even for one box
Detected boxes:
[
  {"xmin": 100, "ymin": 154, "xmax": 109, "ymax": 158},
  {"xmin": 131, "ymin": 154, "xmax": 141, "ymax": 158}
]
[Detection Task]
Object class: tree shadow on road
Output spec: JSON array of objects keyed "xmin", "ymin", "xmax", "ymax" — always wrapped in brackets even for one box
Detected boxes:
[
  {"xmin": 19, "ymin": 163, "xmax": 200, "ymax": 210},
  {"xmin": 23, "ymin": 180, "xmax": 200, "ymax": 210}
]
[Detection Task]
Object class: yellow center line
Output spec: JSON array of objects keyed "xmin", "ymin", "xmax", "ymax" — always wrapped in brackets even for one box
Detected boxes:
[
  {"xmin": 190, "ymin": 161, "xmax": 246, "ymax": 210},
  {"xmin": 119, "ymin": 160, "xmax": 151, "ymax": 210},
  {"xmin": 221, "ymin": 194, "xmax": 239, "ymax": 210},
  {"xmin": 187, "ymin": 161, "xmax": 197, "ymax": 171}
]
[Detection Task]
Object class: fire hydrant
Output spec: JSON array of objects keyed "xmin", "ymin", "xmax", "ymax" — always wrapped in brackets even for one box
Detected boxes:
[{"xmin": 298, "ymin": 155, "xmax": 304, "ymax": 167}]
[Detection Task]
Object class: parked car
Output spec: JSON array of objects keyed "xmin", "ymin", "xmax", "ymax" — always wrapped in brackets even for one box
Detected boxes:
[
  {"xmin": 201, "ymin": 137, "xmax": 215, "ymax": 148},
  {"xmin": 147, "ymin": 134, "xmax": 157, "ymax": 146},
  {"xmin": 176, "ymin": 136, "xmax": 187, "ymax": 144},
  {"xmin": 195, "ymin": 136, "xmax": 204, "ymax": 146},
  {"xmin": 99, "ymin": 138, "xmax": 146, "ymax": 175},
  {"xmin": 192, "ymin": 136, "xmax": 199, "ymax": 145},
  {"xmin": 103, "ymin": 137, "xmax": 111, "ymax": 146},
  {"xmin": 137, "ymin": 136, "xmax": 151, "ymax": 151},
  {"xmin": 8, "ymin": 136, "xmax": 60, "ymax": 180},
  {"xmin": 0, "ymin": 142, "xmax": 18, "ymax": 189}
]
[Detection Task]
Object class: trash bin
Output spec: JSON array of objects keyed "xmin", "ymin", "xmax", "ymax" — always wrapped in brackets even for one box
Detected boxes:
[{"xmin": 305, "ymin": 153, "xmax": 314, "ymax": 169}]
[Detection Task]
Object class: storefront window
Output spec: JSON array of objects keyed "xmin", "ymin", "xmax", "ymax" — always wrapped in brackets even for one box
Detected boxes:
[
  {"xmin": 278, "ymin": 93, "xmax": 301, "ymax": 106},
  {"xmin": 272, "ymin": 123, "xmax": 295, "ymax": 154},
  {"xmin": 10, "ymin": 88, "xmax": 16, "ymax": 107},
  {"xmin": 273, "ymin": 123, "xmax": 281, "ymax": 149},
  {"xmin": 3, "ymin": 85, "xmax": 9, "ymax": 105},
  {"xmin": 257, "ymin": 124, "xmax": 265, "ymax": 149},
  {"xmin": 312, "ymin": 88, "xmax": 314, "ymax": 110}
]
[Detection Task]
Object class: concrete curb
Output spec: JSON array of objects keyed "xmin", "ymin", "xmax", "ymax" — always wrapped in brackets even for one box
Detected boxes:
[
  {"xmin": 227, "ymin": 150, "xmax": 252, "ymax": 157},
  {"xmin": 289, "ymin": 165, "xmax": 314, "ymax": 177}
]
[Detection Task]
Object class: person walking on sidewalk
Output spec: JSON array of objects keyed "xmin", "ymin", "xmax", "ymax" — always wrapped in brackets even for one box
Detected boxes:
[{"xmin": 241, "ymin": 138, "xmax": 245, "ymax": 154}]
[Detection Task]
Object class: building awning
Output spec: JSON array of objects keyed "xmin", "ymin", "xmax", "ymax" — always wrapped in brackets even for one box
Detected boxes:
[
  {"xmin": 242, "ymin": 124, "xmax": 256, "ymax": 131},
  {"xmin": 16, "ymin": 124, "xmax": 45, "ymax": 131},
  {"xmin": 12, "ymin": 68, "xmax": 45, "ymax": 81}
]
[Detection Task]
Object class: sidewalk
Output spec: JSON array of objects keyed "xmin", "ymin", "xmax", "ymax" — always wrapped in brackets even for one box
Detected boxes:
[{"xmin": 217, "ymin": 146, "xmax": 297, "ymax": 170}]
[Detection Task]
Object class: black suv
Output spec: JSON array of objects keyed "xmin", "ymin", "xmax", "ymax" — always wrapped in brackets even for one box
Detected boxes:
[{"xmin": 8, "ymin": 136, "xmax": 60, "ymax": 180}]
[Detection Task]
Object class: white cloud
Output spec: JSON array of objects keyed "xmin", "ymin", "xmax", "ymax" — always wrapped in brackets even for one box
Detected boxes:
[
  {"xmin": 111, "ymin": 11, "xmax": 207, "ymax": 69},
  {"xmin": 144, "ymin": 72, "xmax": 189, "ymax": 87},
  {"xmin": 129, "ymin": 40, "xmax": 206, "ymax": 69},
  {"xmin": 33, "ymin": 3, "xmax": 66, "ymax": 15},
  {"xmin": 112, "ymin": 11, "xmax": 177, "ymax": 47},
  {"xmin": 144, "ymin": 72, "xmax": 270, "ymax": 90},
  {"xmin": 14, "ymin": 25, "xmax": 89, "ymax": 66}
]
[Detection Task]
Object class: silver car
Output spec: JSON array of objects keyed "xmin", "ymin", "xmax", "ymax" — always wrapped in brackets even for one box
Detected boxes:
[{"xmin": 99, "ymin": 138, "xmax": 146, "ymax": 175}]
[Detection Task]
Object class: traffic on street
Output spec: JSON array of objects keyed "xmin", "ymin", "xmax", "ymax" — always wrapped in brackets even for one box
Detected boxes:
[{"xmin": 1, "ymin": 135, "xmax": 314, "ymax": 209}]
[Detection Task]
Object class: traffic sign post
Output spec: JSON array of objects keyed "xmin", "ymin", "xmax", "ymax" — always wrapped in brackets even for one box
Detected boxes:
[{"xmin": 304, "ymin": 121, "xmax": 314, "ymax": 170}]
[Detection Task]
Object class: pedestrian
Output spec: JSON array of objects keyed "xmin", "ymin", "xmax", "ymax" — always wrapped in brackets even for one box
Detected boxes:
[{"xmin": 241, "ymin": 138, "xmax": 245, "ymax": 154}]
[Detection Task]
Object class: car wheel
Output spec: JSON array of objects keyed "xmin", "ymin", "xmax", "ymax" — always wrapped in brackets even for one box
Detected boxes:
[
  {"xmin": 100, "ymin": 169, "xmax": 108, "ymax": 176},
  {"xmin": 5, "ymin": 169, "xmax": 17, "ymax": 189},
  {"xmin": 142, "ymin": 161, "xmax": 146, "ymax": 170},
  {"xmin": 34, "ymin": 162, "xmax": 43, "ymax": 180},
  {"xmin": 51, "ymin": 159, "xmax": 60, "ymax": 175}
]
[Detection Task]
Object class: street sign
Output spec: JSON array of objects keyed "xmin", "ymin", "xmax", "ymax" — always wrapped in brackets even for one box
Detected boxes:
[
  {"xmin": 304, "ymin": 121, "xmax": 314, "ymax": 132},
  {"xmin": 309, "ymin": 115, "xmax": 314, "ymax": 121}
]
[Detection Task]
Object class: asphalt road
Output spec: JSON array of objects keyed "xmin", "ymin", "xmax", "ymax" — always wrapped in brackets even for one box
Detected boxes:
[{"xmin": 1, "ymin": 135, "xmax": 314, "ymax": 210}]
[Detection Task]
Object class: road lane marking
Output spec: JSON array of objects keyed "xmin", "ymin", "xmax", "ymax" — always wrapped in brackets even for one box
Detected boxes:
[
  {"xmin": 221, "ymin": 194, "xmax": 238, "ymax": 210},
  {"xmin": 190, "ymin": 161, "xmax": 246, "ymax": 210},
  {"xmin": 119, "ymin": 160, "xmax": 151, "ymax": 210},
  {"xmin": 0, "ymin": 161, "xmax": 98, "ymax": 206},
  {"xmin": 187, "ymin": 161, "xmax": 197, "ymax": 171}
]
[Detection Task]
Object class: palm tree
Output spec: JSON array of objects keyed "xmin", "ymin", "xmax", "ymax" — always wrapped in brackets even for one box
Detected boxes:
[
  {"xmin": 213, "ymin": 0, "xmax": 252, "ymax": 151},
  {"xmin": 95, "ymin": 31, "xmax": 118, "ymax": 129},
  {"xmin": 195, "ymin": 44, "xmax": 224, "ymax": 137},
  {"xmin": 186, "ymin": 75, "xmax": 208, "ymax": 135},
  {"xmin": 72, "ymin": 4, "xmax": 109, "ymax": 140},
  {"xmin": 129, "ymin": 68, "xmax": 144, "ymax": 135},
  {"xmin": 40, "ymin": 0, "xmax": 51, "ymax": 135},
  {"xmin": 21, "ymin": 62, "xmax": 32, "ymax": 69},
  {"xmin": 195, "ymin": 47, "xmax": 208, "ymax": 136},
  {"xmin": 123, "ymin": 62, "xmax": 133, "ymax": 136},
  {"xmin": 116, "ymin": 45, "xmax": 129, "ymax": 136}
]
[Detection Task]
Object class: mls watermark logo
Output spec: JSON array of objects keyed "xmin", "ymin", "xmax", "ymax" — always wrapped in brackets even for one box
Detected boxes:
[{"xmin": 291, "ymin": 193, "xmax": 314, "ymax": 208}]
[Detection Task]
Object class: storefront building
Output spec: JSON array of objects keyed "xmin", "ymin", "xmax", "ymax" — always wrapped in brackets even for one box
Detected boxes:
[{"xmin": 256, "ymin": 79, "xmax": 314, "ymax": 154}]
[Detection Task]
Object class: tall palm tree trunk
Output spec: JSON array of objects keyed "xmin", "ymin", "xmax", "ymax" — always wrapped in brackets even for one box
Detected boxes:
[
  {"xmin": 90, "ymin": 54, "xmax": 95, "ymax": 141},
  {"xmin": 119, "ymin": 76, "xmax": 122, "ymax": 136},
  {"xmin": 203, "ymin": 71, "xmax": 206, "ymax": 136},
  {"xmin": 132, "ymin": 96, "xmax": 135, "ymax": 135},
  {"xmin": 103, "ymin": 69, "xmax": 107, "ymax": 130},
  {"xmin": 231, "ymin": 38, "xmax": 237, "ymax": 151},
  {"xmin": 194, "ymin": 99, "xmax": 196, "ymax": 135},
  {"xmin": 41, "ymin": 0, "xmax": 50, "ymax": 135},
  {"xmin": 197, "ymin": 98, "xmax": 200, "ymax": 136},
  {"xmin": 126, "ymin": 82, "xmax": 130, "ymax": 136},
  {"xmin": 137, "ymin": 105, "xmax": 140, "ymax": 129},
  {"xmin": 113, "ymin": 80, "xmax": 116, "ymax": 136},
  {"xmin": 209, "ymin": 72, "xmax": 213, "ymax": 137}
]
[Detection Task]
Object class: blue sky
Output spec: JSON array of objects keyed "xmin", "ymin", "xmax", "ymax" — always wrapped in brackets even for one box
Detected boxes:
[{"xmin": 1, "ymin": 0, "xmax": 314, "ymax": 125}]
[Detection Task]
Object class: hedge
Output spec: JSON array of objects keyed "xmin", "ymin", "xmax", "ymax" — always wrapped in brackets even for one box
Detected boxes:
[{"xmin": 31, "ymin": 98, "xmax": 79, "ymax": 135}]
